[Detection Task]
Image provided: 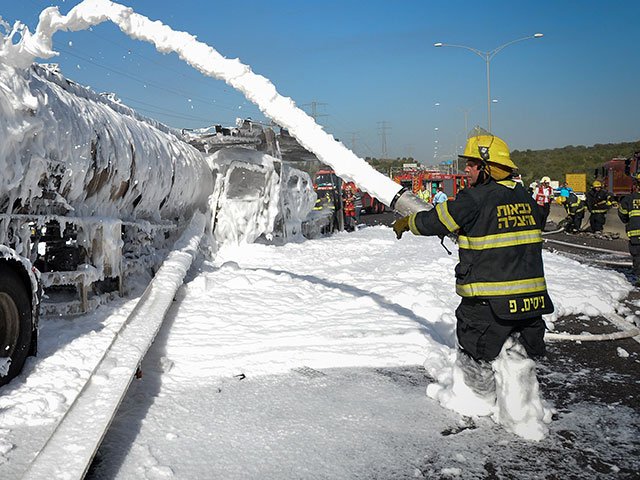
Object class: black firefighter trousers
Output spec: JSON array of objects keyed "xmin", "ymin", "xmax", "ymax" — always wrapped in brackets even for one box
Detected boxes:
[{"xmin": 455, "ymin": 298, "xmax": 547, "ymax": 362}]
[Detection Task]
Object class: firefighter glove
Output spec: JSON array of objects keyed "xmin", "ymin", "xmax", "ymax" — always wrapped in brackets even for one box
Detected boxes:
[{"xmin": 393, "ymin": 215, "xmax": 411, "ymax": 239}]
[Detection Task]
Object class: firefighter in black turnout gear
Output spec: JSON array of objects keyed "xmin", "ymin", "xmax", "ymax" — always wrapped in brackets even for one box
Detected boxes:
[
  {"xmin": 393, "ymin": 134, "xmax": 554, "ymax": 410},
  {"xmin": 586, "ymin": 180, "xmax": 614, "ymax": 233},
  {"xmin": 556, "ymin": 192, "xmax": 586, "ymax": 233},
  {"xmin": 618, "ymin": 173, "xmax": 640, "ymax": 284}
]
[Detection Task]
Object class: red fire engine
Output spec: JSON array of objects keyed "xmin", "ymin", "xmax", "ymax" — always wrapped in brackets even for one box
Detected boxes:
[
  {"xmin": 312, "ymin": 169, "xmax": 385, "ymax": 214},
  {"xmin": 341, "ymin": 182, "xmax": 386, "ymax": 213},
  {"xmin": 594, "ymin": 154, "xmax": 640, "ymax": 198},
  {"xmin": 313, "ymin": 169, "xmax": 342, "ymax": 193},
  {"xmin": 392, "ymin": 169, "xmax": 467, "ymax": 200}
]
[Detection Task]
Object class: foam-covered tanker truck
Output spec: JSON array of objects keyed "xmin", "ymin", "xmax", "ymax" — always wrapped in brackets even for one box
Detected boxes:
[{"xmin": 0, "ymin": 62, "xmax": 314, "ymax": 386}]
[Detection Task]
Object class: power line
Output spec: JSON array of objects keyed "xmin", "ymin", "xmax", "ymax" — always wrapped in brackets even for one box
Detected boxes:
[
  {"xmin": 24, "ymin": 0, "xmax": 240, "ymax": 110},
  {"xmin": 300, "ymin": 100, "xmax": 379, "ymax": 158},
  {"xmin": 19, "ymin": 1, "xmax": 265, "ymax": 129},
  {"xmin": 86, "ymin": 28, "xmax": 215, "ymax": 88},
  {"xmin": 117, "ymin": 96, "xmax": 217, "ymax": 124},
  {"xmin": 322, "ymin": 114, "xmax": 378, "ymax": 158},
  {"xmin": 58, "ymin": 47, "xmax": 239, "ymax": 113}
]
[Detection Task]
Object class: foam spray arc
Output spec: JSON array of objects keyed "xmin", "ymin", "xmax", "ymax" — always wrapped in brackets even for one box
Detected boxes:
[{"xmin": 10, "ymin": 0, "xmax": 428, "ymax": 216}]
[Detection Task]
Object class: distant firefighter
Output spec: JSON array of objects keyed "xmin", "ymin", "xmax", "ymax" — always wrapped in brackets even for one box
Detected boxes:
[
  {"xmin": 618, "ymin": 173, "xmax": 640, "ymax": 285},
  {"xmin": 556, "ymin": 192, "xmax": 586, "ymax": 233},
  {"xmin": 586, "ymin": 180, "xmax": 614, "ymax": 233},
  {"xmin": 342, "ymin": 185, "xmax": 356, "ymax": 231}
]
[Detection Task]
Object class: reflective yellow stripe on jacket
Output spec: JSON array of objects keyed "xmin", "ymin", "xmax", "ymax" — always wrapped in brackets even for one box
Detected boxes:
[
  {"xmin": 456, "ymin": 277, "xmax": 547, "ymax": 297},
  {"xmin": 458, "ymin": 230, "xmax": 542, "ymax": 250},
  {"xmin": 435, "ymin": 202, "xmax": 460, "ymax": 232},
  {"xmin": 570, "ymin": 201, "xmax": 586, "ymax": 212}
]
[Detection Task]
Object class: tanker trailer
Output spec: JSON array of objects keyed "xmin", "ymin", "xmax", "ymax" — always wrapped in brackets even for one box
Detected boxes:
[{"xmin": 0, "ymin": 61, "xmax": 214, "ymax": 385}]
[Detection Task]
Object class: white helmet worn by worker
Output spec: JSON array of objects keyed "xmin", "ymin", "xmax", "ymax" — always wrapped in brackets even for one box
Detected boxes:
[
  {"xmin": 541, "ymin": 176, "xmax": 550, "ymax": 184},
  {"xmin": 459, "ymin": 135, "xmax": 516, "ymax": 181}
]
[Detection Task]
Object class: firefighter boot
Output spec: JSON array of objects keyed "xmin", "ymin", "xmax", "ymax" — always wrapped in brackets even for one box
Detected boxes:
[
  {"xmin": 492, "ymin": 336, "xmax": 553, "ymax": 441},
  {"xmin": 448, "ymin": 349, "xmax": 497, "ymax": 417}
]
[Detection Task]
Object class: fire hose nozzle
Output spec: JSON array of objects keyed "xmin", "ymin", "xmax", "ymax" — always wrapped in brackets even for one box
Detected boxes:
[{"xmin": 390, "ymin": 188, "xmax": 432, "ymax": 216}]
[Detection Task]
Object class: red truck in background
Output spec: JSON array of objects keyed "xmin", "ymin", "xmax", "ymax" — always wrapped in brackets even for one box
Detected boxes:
[
  {"xmin": 342, "ymin": 182, "xmax": 386, "ymax": 214},
  {"xmin": 392, "ymin": 168, "xmax": 467, "ymax": 200},
  {"xmin": 313, "ymin": 169, "xmax": 385, "ymax": 214},
  {"xmin": 594, "ymin": 154, "xmax": 640, "ymax": 199}
]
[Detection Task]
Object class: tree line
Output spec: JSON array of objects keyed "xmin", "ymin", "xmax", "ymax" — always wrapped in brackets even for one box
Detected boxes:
[
  {"xmin": 511, "ymin": 140, "xmax": 640, "ymax": 185},
  {"xmin": 361, "ymin": 140, "xmax": 640, "ymax": 185}
]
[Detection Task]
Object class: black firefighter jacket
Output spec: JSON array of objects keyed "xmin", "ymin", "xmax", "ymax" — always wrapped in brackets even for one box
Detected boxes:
[
  {"xmin": 586, "ymin": 188, "xmax": 613, "ymax": 214},
  {"xmin": 618, "ymin": 192, "xmax": 640, "ymax": 244},
  {"xmin": 408, "ymin": 178, "xmax": 553, "ymax": 320},
  {"xmin": 563, "ymin": 192, "xmax": 587, "ymax": 217}
]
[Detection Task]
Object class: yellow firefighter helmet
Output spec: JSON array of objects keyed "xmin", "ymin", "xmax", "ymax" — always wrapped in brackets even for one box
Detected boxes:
[
  {"xmin": 592, "ymin": 180, "xmax": 602, "ymax": 188},
  {"xmin": 460, "ymin": 135, "xmax": 517, "ymax": 180},
  {"xmin": 555, "ymin": 196, "xmax": 567, "ymax": 204}
]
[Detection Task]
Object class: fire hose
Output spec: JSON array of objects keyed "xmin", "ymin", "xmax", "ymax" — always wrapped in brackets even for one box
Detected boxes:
[
  {"xmin": 546, "ymin": 311, "xmax": 640, "ymax": 343},
  {"xmin": 545, "ymin": 328, "xmax": 640, "ymax": 342},
  {"xmin": 543, "ymin": 237, "xmax": 630, "ymax": 257}
]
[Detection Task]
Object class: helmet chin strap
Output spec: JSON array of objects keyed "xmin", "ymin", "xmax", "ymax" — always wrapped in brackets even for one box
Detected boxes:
[
  {"xmin": 478, "ymin": 162, "xmax": 491, "ymax": 185},
  {"xmin": 476, "ymin": 142, "xmax": 493, "ymax": 185},
  {"xmin": 466, "ymin": 160, "xmax": 490, "ymax": 187}
]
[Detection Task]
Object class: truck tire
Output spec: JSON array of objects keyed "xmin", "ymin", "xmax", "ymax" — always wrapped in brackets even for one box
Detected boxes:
[{"xmin": 0, "ymin": 265, "xmax": 33, "ymax": 387}]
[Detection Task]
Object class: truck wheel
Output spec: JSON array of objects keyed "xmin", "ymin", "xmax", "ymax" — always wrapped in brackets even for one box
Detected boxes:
[{"xmin": 0, "ymin": 265, "xmax": 32, "ymax": 387}]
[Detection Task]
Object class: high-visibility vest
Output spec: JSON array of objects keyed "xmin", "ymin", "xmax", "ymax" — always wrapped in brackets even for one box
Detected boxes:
[{"xmin": 533, "ymin": 185, "xmax": 552, "ymax": 207}]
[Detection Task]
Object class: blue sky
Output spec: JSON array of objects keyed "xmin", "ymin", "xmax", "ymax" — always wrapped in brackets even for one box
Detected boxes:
[{"xmin": 2, "ymin": 0, "xmax": 638, "ymax": 165}]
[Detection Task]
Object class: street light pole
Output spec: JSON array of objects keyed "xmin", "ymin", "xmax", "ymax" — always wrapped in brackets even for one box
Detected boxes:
[{"xmin": 434, "ymin": 33, "xmax": 543, "ymax": 132}]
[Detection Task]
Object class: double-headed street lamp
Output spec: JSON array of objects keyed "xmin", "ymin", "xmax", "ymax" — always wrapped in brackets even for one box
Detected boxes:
[{"xmin": 434, "ymin": 33, "xmax": 543, "ymax": 132}]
